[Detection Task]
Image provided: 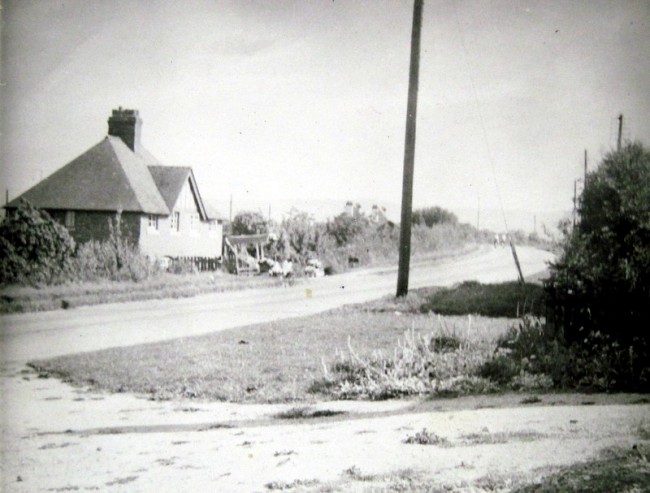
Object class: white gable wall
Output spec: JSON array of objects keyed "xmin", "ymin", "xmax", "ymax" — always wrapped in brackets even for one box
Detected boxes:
[{"xmin": 138, "ymin": 178, "xmax": 222, "ymax": 258}]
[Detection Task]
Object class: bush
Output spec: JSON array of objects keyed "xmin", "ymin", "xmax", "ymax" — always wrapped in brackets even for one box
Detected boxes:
[
  {"xmin": 412, "ymin": 206, "xmax": 458, "ymax": 227},
  {"xmin": 545, "ymin": 142, "xmax": 650, "ymax": 390},
  {"xmin": 0, "ymin": 200, "xmax": 75, "ymax": 285},
  {"xmin": 547, "ymin": 143, "xmax": 650, "ymax": 343},
  {"xmin": 231, "ymin": 211, "xmax": 268, "ymax": 235},
  {"xmin": 479, "ymin": 317, "xmax": 649, "ymax": 392}
]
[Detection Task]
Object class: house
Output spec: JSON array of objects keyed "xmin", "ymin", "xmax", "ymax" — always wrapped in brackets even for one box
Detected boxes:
[{"xmin": 4, "ymin": 108, "xmax": 223, "ymax": 262}]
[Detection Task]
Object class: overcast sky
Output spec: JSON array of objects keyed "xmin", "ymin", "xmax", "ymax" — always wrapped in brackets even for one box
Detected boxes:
[{"xmin": 1, "ymin": 0, "xmax": 648, "ymax": 230}]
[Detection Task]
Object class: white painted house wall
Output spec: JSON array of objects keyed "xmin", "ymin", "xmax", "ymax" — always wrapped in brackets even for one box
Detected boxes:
[{"xmin": 138, "ymin": 178, "xmax": 222, "ymax": 258}]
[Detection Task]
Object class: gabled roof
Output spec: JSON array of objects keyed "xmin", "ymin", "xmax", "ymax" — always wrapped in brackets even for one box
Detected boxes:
[
  {"xmin": 148, "ymin": 166, "xmax": 191, "ymax": 211},
  {"xmin": 147, "ymin": 166, "xmax": 210, "ymax": 221},
  {"xmin": 6, "ymin": 136, "xmax": 169, "ymax": 215}
]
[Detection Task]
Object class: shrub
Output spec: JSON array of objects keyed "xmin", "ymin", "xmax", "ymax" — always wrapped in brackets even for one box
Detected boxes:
[
  {"xmin": 0, "ymin": 200, "xmax": 75, "ymax": 285},
  {"xmin": 479, "ymin": 317, "xmax": 649, "ymax": 391},
  {"xmin": 545, "ymin": 142, "xmax": 650, "ymax": 390},
  {"xmin": 547, "ymin": 142, "xmax": 650, "ymax": 344},
  {"xmin": 412, "ymin": 206, "xmax": 458, "ymax": 227},
  {"xmin": 326, "ymin": 212, "xmax": 369, "ymax": 247},
  {"xmin": 70, "ymin": 215, "xmax": 160, "ymax": 282},
  {"xmin": 231, "ymin": 210, "xmax": 268, "ymax": 235},
  {"xmin": 479, "ymin": 317, "xmax": 567, "ymax": 387}
]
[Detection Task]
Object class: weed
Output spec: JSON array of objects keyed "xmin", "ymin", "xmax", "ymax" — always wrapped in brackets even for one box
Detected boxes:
[
  {"xmin": 404, "ymin": 428, "xmax": 449, "ymax": 446},
  {"xmin": 274, "ymin": 407, "xmax": 345, "ymax": 420},
  {"xmin": 342, "ymin": 465, "xmax": 376, "ymax": 481},
  {"xmin": 265, "ymin": 479, "xmax": 320, "ymax": 490},
  {"xmin": 459, "ymin": 430, "xmax": 546, "ymax": 445}
]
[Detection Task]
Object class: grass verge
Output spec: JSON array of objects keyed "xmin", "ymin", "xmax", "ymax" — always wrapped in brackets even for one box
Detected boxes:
[
  {"xmin": 0, "ymin": 271, "xmax": 296, "ymax": 314},
  {"xmin": 30, "ymin": 283, "xmax": 537, "ymax": 403}
]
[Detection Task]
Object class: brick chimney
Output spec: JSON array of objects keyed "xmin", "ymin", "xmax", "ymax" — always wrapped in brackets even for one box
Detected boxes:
[{"xmin": 107, "ymin": 107, "xmax": 142, "ymax": 152}]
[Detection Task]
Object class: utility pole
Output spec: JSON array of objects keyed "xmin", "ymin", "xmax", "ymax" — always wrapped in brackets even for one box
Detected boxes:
[
  {"xmin": 396, "ymin": 0, "xmax": 424, "ymax": 297},
  {"xmin": 572, "ymin": 179, "xmax": 577, "ymax": 228},
  {"xmin": 617, "ymin": 114, "xmax": 623, "ymax": 151},
  {"xmin": 229, "ymin": 194, "xmax": 233, "ymax": 223},
  {"xmin": 584, "ymin": 149, "xmax": 588, "ymax": 185}
]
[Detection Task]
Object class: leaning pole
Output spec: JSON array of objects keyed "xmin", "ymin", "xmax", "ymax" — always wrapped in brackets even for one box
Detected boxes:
[{"xmin": 396, "ymin": 0, "xmax": 424, "ymax": 297}]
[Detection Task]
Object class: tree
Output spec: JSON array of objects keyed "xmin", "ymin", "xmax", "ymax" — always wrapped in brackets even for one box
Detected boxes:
[
  {"xmin": 326, "ymin": 212, "xmax": 369, "ymax": 247},
  {"xmin": 0, "ymin": 200, "xmax": 76, "ymax": 285},
  {"xmin": 412, "ymin": 206, "xmax": 458, "ymax": 227},
  {"xmin": 231, "ymin": 210, "xmax": 268, "ymax": 235},
  {"xmin": 545, "ymin": 142, "xmax": 649, "ymax": 388}
]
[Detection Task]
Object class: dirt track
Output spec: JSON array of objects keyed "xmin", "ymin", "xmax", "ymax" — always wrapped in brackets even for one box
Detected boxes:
[{"xmin": 2, "ymin": 367, "xmax": 648, "ymax": 492}]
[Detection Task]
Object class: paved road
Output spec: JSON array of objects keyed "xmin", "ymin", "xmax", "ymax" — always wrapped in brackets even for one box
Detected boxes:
[{"xmin": 0, "ymin": 245, "xmax": 553, "ymax": 362}]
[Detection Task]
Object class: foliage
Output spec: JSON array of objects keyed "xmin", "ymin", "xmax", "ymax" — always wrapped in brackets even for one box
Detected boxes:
[
  {"xmin": 0, "ymin": 200, "xmax": 75, "ymax": 285},
  {"xmin": 545, "ymin": 142, "xmax": 650, "ymax": 389},
  {"xmin": 271, "ymin": 208, "xmax": 333, "ymax": 263},
  {"xmin": 420, "ymin": 281, "xmax": 546, "ymax": 318},
  {"xmin": 231, "ymin": 210, "xmax": 268, "ymax": 235},
  {"xmin": 479, "ymin": 316, "xmax": 649, "ymax": 392},
  {"xmin": 321, "ymin": 327, "xmax": 497, "ymax": 400},
  {"xmin": 412, "ymin": 206, "xmax": 458, "ymax": 227},
  {"xmin": 70, "ymin": 214, "xmax": 160, "ymax": 282},
  {"xmin": 326, "ymin": 212, "xmax": 370, "ymax": 247}
]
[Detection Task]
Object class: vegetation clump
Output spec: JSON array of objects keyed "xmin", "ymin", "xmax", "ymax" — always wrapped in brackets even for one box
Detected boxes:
[
  {"xmin": 420, "ymin": 281, "xmax": 546, "ymax": 318},
  {"xmin": 0, "ymin": 200, "xmax": 75, "ymax": 285},
  {"xmin": 404, "ymin": 428, "xmax": 449, "ymax": 446},
  {"xmin": 545, "ymin": 142, "xmax": 650, "ymax": 391}
]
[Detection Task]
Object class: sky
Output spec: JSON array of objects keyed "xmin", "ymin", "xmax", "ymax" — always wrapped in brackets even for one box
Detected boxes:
[{"xmin": 1, "ymin": 0, "xmax": 649, "ymax": 232}]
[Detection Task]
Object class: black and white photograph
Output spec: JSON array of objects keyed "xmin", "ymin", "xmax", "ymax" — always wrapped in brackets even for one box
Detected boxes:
[{"xmin": 1, "ymin": 1, "xmax": 649, "ymax": 491}]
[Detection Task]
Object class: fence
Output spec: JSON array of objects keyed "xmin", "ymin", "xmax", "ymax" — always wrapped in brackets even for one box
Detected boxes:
[{"xmin": 168, "ymin": 256, "xmax": 222, "ymax": 272}]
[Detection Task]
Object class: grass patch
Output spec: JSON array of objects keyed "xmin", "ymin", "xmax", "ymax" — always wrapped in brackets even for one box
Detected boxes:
[
  {"xmin": 31, "ymin": 280, "xmax": 584, "ymax": 403},
  {"xmin": 420, "ymin": 280, "xmax": 545, "ymax": 318},
  {"xmin": 513, "ymin": 447, "xmax": 650, "ymax": 493},
  {"xmin": 0, "ymin": 271, "xmax": 296, "ymax": 314},
  {"xmin": 274, "ymin": 407, "xmax": 346, "ymax": 420},
  {"xmin": 459, "ymin": 430, "xmax": 547, "ymax": 445},
  {"xmin": 30, "ymin": 301, "xmax": 517, "ymax": 403}
]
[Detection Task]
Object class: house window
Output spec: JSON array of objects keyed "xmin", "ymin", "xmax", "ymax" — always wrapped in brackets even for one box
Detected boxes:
[
  {"xmin": 190, "ymin": 213, "xmax": 197, "ymax": 231},
  {"xmin": 65, "ymin": 211, "xmax": 75, "ymax": 230},
  {"xmin": 148, "ymin": 215, "xmax": 159, "ymax": 231},
  {"xmin": 170, "ymin": 211, "xmax": 180, "ymax": 232}
]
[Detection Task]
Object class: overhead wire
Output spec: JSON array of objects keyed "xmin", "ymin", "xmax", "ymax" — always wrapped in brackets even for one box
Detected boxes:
[{"xmin": 450, "ymin": 1, "xmax": 511, "ymax": 234}]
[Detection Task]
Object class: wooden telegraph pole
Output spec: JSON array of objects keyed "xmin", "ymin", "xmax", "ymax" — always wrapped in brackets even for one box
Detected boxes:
[
  {"xmin": 617, "ymin": 114, "xmax": 623, "ymax": 151},
  {"xmin": 396, "ymin": 0, "xmax": 424, "ymax": 297}
]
